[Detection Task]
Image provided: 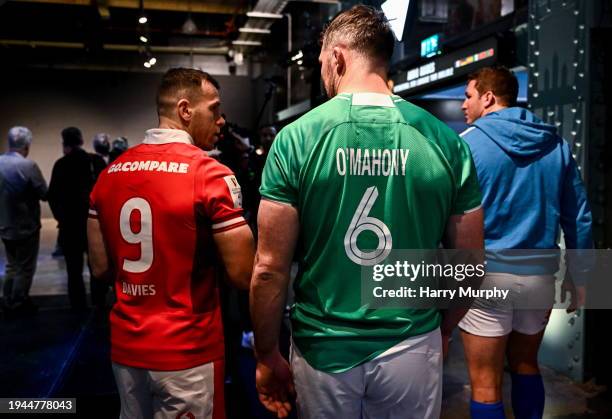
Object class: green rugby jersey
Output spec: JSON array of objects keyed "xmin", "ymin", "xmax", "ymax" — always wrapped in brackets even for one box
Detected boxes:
[{"xmin": 260, "ymin": 92, "xmax": 481, "ymax": 373}]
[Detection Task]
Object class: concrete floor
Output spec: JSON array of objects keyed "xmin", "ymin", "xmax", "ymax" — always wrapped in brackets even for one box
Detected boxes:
[{"xmin": 0, "ymin": 219, "xmax": 610, "ymax": 418}]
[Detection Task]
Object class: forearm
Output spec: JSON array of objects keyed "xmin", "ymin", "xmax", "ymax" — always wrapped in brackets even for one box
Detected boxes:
[
  {"xmin": 214, "ymin": 224, "xmax": 255, "ymax": 290},
  {"xmin": 250, "ymin": 258, "xmax": 289, "ymax": 358}
]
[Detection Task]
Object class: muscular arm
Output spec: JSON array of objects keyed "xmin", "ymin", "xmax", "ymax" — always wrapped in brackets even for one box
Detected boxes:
[
  {"xmin": 251, "ymin": 199, "xmax": 299, "ymax": 357},
  {"xmin": 87, "ymin": 218, "xmax": 111, "ymax": 280},
  {"xmin": 250, "ymin": 199, "xmax": 299, "ymax": 418},
  {"xmin": 213, "ymin": 224, "xmax": 255, "ymax": 290},
  {"xmin": 441, "ymin": 208, "xmax": 484, "ymax": 335}
]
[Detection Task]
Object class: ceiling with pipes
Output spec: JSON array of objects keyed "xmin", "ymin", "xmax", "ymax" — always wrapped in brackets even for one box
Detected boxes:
[{"xmin": 0, "ymin": 0, "xmax": 338, "ymax": 73}]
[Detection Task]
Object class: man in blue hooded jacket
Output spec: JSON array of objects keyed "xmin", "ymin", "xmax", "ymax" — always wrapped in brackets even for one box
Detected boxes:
[{"xmin": 458, "ymin": 66, "xmax": 593, "ymax": 419}]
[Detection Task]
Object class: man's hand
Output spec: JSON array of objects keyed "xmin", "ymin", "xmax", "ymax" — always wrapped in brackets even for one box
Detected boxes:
[
  {"xmin": 255, "ymin": 350, "xmax": 295, "ymax": 418},
  {"xmin": 561, "ymin": 273, "xmax": 586, "ymax": 313}
]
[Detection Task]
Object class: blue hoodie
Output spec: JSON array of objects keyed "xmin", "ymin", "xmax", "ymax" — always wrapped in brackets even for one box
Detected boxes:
[{"xmin": 461, "ymin": 107, "xmax": 593, "ymax": 276}]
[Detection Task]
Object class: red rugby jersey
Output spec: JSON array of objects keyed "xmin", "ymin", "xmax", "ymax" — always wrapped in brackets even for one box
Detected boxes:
[{"xmin": 89, "ymin": 128, "xmax": 246, "ymax": 370}]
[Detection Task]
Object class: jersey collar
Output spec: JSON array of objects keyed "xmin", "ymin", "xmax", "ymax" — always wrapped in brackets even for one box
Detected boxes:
[
  {"xmin": 334, "ymin": 92, "xmax": 397, "ymax": 107},
  {"xmin": 144, "ymin": 128, "xmax": 194, "ymax": 145}
]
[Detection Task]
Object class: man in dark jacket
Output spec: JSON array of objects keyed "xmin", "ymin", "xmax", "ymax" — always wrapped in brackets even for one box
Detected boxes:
[{"xmin": 48, "ymin": 127, "xmax": 95, "ymax": 310}]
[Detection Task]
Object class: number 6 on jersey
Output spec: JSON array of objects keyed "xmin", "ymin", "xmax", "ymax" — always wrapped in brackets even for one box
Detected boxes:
[
  {"xmin": 119, "ymin": 197, "xmax": 153, "ymax": 273},
  {"xmin": 344, "ymin": 186, "xmax": 392, "ymax": 266}
]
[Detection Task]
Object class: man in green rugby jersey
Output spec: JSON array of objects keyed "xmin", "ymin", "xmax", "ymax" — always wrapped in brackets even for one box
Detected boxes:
[{"xmin": 250, "ymin": 5, "xmax": 484, "ymax": 418}]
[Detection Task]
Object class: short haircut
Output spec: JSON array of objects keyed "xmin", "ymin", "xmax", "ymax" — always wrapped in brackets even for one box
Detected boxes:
[
  {"xmin": 8, "ymin": 126, "xmax": 32, "ymax": 150},
  {"xmin": 112, "ymin": 137, "xmax": 129, "ymax": 151},
  {"xmin": 61, "ymin": 126, "xmax": 84, "ymax": 147},
  {"xmin": 156, "ymin": 68, "xmax": 220, "ymax": 118},
  {"xmin": 320, "ymin": 5, "xmax": 395, "ymax": 67},
  {"xmin": 467, "ymin": 66, "xmax": 518, "ymax": 107},
  {"xmin": 93, "ymin": 133, "xmax": 111, "ymax": 154}
]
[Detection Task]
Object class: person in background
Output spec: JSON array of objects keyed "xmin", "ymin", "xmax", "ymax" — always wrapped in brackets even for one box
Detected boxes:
[
  {"xmin": 0, "ymin": 126, "xmax": 48, "ymax": 316},
  {"xmin": 109, "ymin": 136, "xmax": 129, "ymax": 163},
  {"xmin": 459, "ymin": 66, "xmax": 593, "ymax": 419},
  {"xmin": 91, "ymin": 133, "xmax": 110, "ymax": 181},
  {"xmin": 48, "ymin": 126, "xmax": 94, "ymax": 310}
]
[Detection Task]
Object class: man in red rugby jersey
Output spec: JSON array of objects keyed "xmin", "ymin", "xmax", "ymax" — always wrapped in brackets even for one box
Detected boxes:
[{"xmin": 87, "ymin": 68, "xmax": 254, "ymax": 419}]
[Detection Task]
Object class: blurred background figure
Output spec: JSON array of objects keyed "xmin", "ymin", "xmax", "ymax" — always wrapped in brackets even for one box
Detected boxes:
[
  {"xmin": 47, "ymin": 127, "xmax": 94, "ymax": 311},
  {"xmin": 91, "ymin": 133, "xmax": 110, "ymax": 181},
  {"xmin": 257, "ymin": 125, "xmax": 277, "ymax": 157},
  {"xmin": 108, "ymin": 137, "xmax": 128, "ymax": 163},
  {"xmin": 0, "ymin": 126, "xmax": 47, "ymax": 317}
]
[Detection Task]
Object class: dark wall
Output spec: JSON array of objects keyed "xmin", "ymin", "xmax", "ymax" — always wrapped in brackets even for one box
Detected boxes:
[
  {"xmin": 413, "ymin": 99, "xmax": 468, "ymax": 134},
  {"xmin": 0, "ymin": 68, "xmax": 254, "ymax": 217}
]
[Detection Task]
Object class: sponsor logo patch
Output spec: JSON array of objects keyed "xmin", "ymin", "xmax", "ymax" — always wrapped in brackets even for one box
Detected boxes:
[{"xmin": 223, "ymin": 175, "xmax": 242, "ymax": 209}]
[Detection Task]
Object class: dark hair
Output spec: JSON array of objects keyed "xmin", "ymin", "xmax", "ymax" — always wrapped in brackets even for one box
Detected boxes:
[
  {"xmin": 320, "ymin": 5, "xmax": 395, "ymax": 67},
  {"xmin": 61, "ymin": 126, "xmax": 83, "ymax": 147},
  {"xmin": 156, "ymin": 68, "xmax": 220, "ymax": 118},
  {"xmin": 467, "ymin": 66, "xmax": 518, "ymax": 107}
]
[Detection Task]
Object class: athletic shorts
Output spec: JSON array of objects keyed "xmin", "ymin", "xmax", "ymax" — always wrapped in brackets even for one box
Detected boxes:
[
  {"xmin": 290, "ymin": 328, "xmax": 442, "ymax": 419},
  {"xmin": 458, "ymin": 272, "xmax": 556, "ymax": 337},
  {"xmin": 112, "ymin": 359, "xmax": 225, "ymax": 419}
]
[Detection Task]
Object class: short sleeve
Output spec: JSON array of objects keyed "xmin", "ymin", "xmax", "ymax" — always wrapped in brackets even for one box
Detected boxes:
[
  {"xmin": 259, "ymin": 130, "xmax": 299, "ymax": 205},
  {"xmin": 197, "ymin": 160, "xmax": 247, "ymax": 233},
  {"xmin": 88, "ymin": 181, "xmax": 100, "ymax": 219},
  {"xmin": 451, "ymin": 138, "xmax": 482, "ymax": 215}
]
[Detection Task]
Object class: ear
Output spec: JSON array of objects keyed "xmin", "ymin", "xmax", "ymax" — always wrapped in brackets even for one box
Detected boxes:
[
  {"xmin": 332, "ymin": 46, "xmax": 345, "ymax": 76},
  {"xmin": 177, "ymin": 98, "xmax": 192, "ymax": 122},
  {"xmin": 482, "ymin": 91, "xmax": 495, "ymax": 108}
]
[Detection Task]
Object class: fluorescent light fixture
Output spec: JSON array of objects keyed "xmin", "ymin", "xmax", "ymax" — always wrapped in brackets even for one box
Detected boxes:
[
  {"xmin": 381, "ymin": 0, "xmax": 410, "ymax": 42},
  {"xmin": 182, "ymin": 16, "xmax": 197, "ymax": 34},
  {"xmin": 239, "ymin": 27, "xmax": 272, "ymax": 34},
  {"xmin": 149, "ymin": 57, "xmax": 157, "ymax": 65},
  {"xmin": 291, "ymin": 51, "xmax": 303, "ymax": 61},
  {"xmin": 138, "ymin": 16, "xmax": 148, "ymax": 24},
  {"xmin": 246, "ymin": 11, "xmax": 283, "ymax": 19},
  {"xmin": 139, "ymin": 36, "xmax": 148, "ymax": 43},
  {"xmin": 232, "ymin": 40, "xmax": 262, "ymax": 46},
  {"xmin": 144, "ymin": 61, "xmax": 151, "ymax": 68}
]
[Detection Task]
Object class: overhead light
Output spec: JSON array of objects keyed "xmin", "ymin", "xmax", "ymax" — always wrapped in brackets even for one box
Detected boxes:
[
  {"xmin": 239, "ymin": 27, "xmax": 271, "ymax": 34},
  {"xmin": 182, "ymin": 15, "xmax": 197, "ymax": 34},
  {"xmin": 232, "ymin": 40, "xmax": 262, "ymax": 46},
  {"xmin": 246, "ymin": 11, "xmax": 283, "ymax": 19},
  {"xmin": 138, "ymin": 0, "xmax": 147, "ymax": 24},
  {"xmin": 234, "ymin": 52, "xmax": 244, "ymax": 65},
  {"xmin": 297, "ymin": 60, "xmax": 303, "ymax": 65},
  {"xmin": 139, "ymin": 36, "xmax": 148, "ymax": 43},
  {"xmin": 291, "ymin": 50, "xmax": 303, "ymax": 61},
  {"xmin": 149, "ymin": 57, "xmax": 157, "ymax": 65},
  {"xmin": 144, "ymin": 61, "xmax": 151, "ymax": 68}
]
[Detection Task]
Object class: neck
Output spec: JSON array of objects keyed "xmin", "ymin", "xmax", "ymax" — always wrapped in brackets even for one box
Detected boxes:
[
  {"xmin": 482, "ymin": 104, "xmax": 508, "ymax": 117},
  {"xmin": 336, "ymin": 65, "xmax": 391, "ymax": 95},
  {"xmin": 158, "ymin": 116, "xmax": 188, "ymax": 132},
  {"xmin": 9, "ymin": 148, "xmax": 26, "ymax": 157}
]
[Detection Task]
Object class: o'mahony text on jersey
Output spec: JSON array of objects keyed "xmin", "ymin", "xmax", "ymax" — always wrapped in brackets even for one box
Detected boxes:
[{"xmin": 336, "ymin": 148, "xmax": 410, "ymax": 176}]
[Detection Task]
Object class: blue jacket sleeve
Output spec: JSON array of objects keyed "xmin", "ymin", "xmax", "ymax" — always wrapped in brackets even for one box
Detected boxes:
[
  {"xmin": 560, "ymin": 148, "xmax": 593, "ymax": 285},
  {"xmin": 560, "ymin": 153, "xmax": 593, "ymax": 250}
]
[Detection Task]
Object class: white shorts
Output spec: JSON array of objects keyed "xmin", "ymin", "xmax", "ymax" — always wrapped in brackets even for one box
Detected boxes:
[
  {"xmin": 458, "ymin": 272, "xmax": 555, "ymax": 337},
  {"xmin": 290, "ymin": 328, "xmax": 442, "ymax": 419},
  {"xmin": 112, "ymin": 359, "xmax": 225, "ymax": 419}
]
